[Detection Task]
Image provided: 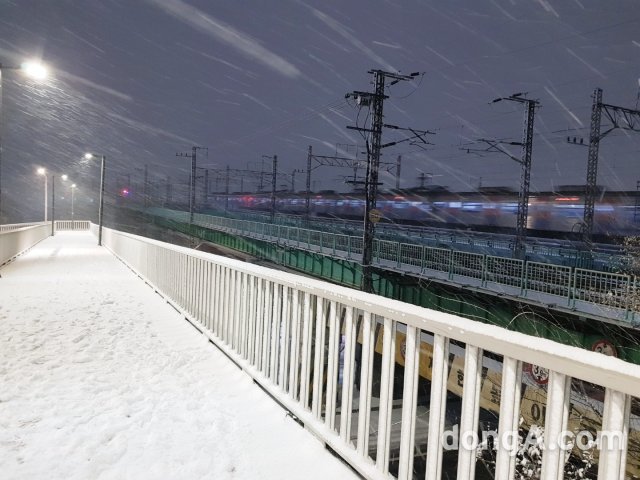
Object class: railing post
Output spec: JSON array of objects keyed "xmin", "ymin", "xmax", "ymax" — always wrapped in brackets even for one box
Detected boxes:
[
  {"xmin": 288, "ymin": 289, "xmax": 301, "ymax": 400},
  {"xmin": 255, "ymin": 278, "xmax": 265, "ymax": 369},
  {"xmin": 261, "ymin": 281, "xmax": 273, "ymax": 376},
  {"xmin": 597, "ymin": 388, "xmax": 631, "ymax": 479},
  {"xmin": 325, "ymin": 301, "xmax": 339, "ymax": 431},
  {"xmin": 238, "ymin": 272, "xmax": 247, "ymax": 357},
  {"xmin": 457, "ymin": 345, "xmax": 484, "ymax": 479},
  {"xmin": 279, "ymin": 287, "xmax": 292, "ymax": 391},
  {"xmin": 214, "ymin": 264, "xmax": 223, "ymax": 337},
  {"xmin": 311, "ymin": 297, "xmax": 327, "ymax": 419},
  {"xmin": 398, "ymin": 324, "xmax": 420, "ymax": 480},
  {"xmin": 269, "ymin": 283, "xmax": 281, "ymax": 384},
  {"xmin": 540, "ymin": 371, "xmax": 572, "ymax": 480},
  {"xmin": 448, "ymin": 249, "xmax": 454, "ymax": 280},
  {"xmin": 568, "ymin": 267, "xmax": 575, "ymax": 308},
  {"xmin": 356, "ymin": 311, "xmax": 375, "ymax": 457},
  {"xmin": 376, "ymin": 317, "xmax": 397, "ymax": 473},
  {"xmin": 339, "ymin": 307, "xmax": 356, "ymax": 444},
  {"xmin": 481, "ymin": 254, "xmax": 487, "ymax": 287},
  {"xmin": 233, "ymin": 269, "xmax": 242, "ymax": 349},
  {"xmin": 425, "ymin": 334, "xmax": 449, "ymax": 478},
  {"xmin": 495, "ymin": 356, "xmax": 523, "ymax": 480},
  {"xmin": 299, "ymin": 292, "xmax": 313, "ymax": 409}
]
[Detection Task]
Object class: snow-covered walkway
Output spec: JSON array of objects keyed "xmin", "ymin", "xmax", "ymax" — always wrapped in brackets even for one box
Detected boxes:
[{"xmin": 0, "ymin": 232, "xmax": 357, "ymax": 480}]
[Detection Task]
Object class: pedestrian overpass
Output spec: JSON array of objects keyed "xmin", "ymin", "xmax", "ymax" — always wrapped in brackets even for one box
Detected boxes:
[{"xmin": 2, "ymin": 221, "xmax": 639, "ymax": 479}]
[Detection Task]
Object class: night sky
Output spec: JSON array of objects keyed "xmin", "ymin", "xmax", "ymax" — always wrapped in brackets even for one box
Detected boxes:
[{"xmin": 1, "ymin": 0, "xmax": 639, "ymax": 222}]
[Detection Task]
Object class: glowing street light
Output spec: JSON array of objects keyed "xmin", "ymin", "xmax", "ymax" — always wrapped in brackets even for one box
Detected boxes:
[
  {"xmin": 70, "ymin": 183, "xmax": 77, "ymax": 223},
  {"xmin": 84, "ymin": 152, "xmax": 106, "ymax": 246},
  {"xmin": 0, "ymin": 59, "xmax": 49, "ymax": 223},
  {"xmin": 50, "ymin": 173, "xmax": 69, "ymax": 236},
  {"xmin": 20, "ymin": 61, "xmax": 48, "ymax": 81},
  {"xmin": 37, "ymin": 167, "xmax": 48, "ymax": 222}
]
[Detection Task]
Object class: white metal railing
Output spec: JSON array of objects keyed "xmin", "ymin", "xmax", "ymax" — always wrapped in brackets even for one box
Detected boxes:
[
  {"xmin": 170, "ymin": 209, "xmax": 640, "ymax": 323},
  {"xmin": 95, "ymin": 223, "xmax": 640, "ymax": 480},
  {"xmin": 0, "ymin": 223, "xmax": 50, "ymax": 266},
  {"xmin": 0, "ymin": 222, "xmax": 45, "ymax": 233},
  {"xmin": 54, "ymin": 220, "xmax": 91, "ymax": 231}
]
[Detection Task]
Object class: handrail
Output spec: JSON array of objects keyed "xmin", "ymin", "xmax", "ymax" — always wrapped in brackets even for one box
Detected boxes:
[
  {"xmin": 202, "ymin": 207, "xmax": 625, "ymax": 264},
  {"xmin": 54, "ymin": 220, "xmax": 91, "ymax": 231},
  {"xmin": 0, "ymin": 223, "xmax": 50, "ymax": 266},
  {"xmin": 0, "ymin": 221, "xmax": 45, "ymax": 233},
  {"xmin": 95, "ymin": 223, "xmax": 640, "ymax": 480},
  {"xmin": 148, "ymin": 208, "xmax": 640, "ymax": 325}
]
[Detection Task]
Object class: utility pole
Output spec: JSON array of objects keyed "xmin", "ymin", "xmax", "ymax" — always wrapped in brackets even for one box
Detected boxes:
[
  {"xmin": 490, "ymin": 93, "xmax": 540, "ymax": 259},
  {"xmin": 176, "ymin": 146, "xmax": 207, "ymax": 224},
  {"xmin": 271, "ymin": 154, "xmax": 278, "ymax": 222},
  {"xmin": 581, "ymin": 88, "xmax": 640, "ymax": 247},
  {"xmin": 204, "ymin": 169, "xmax": 209, "ymax": 205},
  {"xmin": 346, "ymin": 69, "xmax": 422, "ymax": 293},
  {"xmin": 584, "ymin": 88, "xmax": 603, "ymax": 248},
  {"xmin": 304, "ymin": 144, "xmax": 398, "ymax": 221},
  {"xmin": 306, "ymin": 146, "xmax": 312, "ymax": 220},
  {"xmin": 51, "ymin": 175, "xmax": 55, "ymax": 236},
  {"xmin": 291, "ymin": 169, "xmax": 302, "ymax": 193},
  {"xmin": 418, "ymin": 172, "xmax": 431, "ymax": 189},
  {"xmin": 395, "ymin": 155, "xmax": 401, "ymax": 190}
]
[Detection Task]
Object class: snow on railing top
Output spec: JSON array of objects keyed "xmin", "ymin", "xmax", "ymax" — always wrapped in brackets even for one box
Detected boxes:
[{"xmin": 99, "ymin": 224, "xmax": 640, "ymax": 398}]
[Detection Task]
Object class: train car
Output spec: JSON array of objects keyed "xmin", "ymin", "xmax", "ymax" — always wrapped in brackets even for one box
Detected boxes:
[{"xmin": 210, "ymin": 189, "xmax": 640, "ymax": 238}]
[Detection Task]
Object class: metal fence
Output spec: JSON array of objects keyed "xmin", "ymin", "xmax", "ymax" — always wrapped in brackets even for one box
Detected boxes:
[
  {"xmin": 0, "ymin": 220, "xmax": 91, "ymax": 267},
  {"xmin": 55, "ymin": 220, "xmax": 91, "ymax": 231},
  {"xmin": 0, "ymin": 222, "xmax": 44, "ymax": 233},
  {"xmin": 151, "ymin": 209, "xmax": 640, "ymax": 323},
  {"xmin": 0, "ymin": 223, "xmax": 50, "ymax": 266},
  {"xmin": 96, "ymin": 223, "xmax": 640, "ymax": 480},
  {"xmin": 201, "ymin": 207, "xmax": 625, "ymax": 268}
]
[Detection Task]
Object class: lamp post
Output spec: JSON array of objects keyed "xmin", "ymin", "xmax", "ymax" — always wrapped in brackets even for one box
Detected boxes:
[
  {"xmin": 70, "ymin": 183, "xmax": 76, "ymax": 226},
  {"xmin": 37, "ymin": 167, "xmax": 48, "ymax": 222},
  {"xmin": 84, "ymin": 153, "xmax": 106, "ymax": 246},
  {"xmin": 0, "ymin": 60, "xmax": 48, "ymax": 223},
  {"xmin": 51, "ymin": 174, "xmax": 68, "ymax": 236}
]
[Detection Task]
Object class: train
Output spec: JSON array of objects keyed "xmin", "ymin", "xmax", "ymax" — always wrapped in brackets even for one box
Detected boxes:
[{"xmin": 204, "ymin": 187, "xmax": 640, "ymax": 239}]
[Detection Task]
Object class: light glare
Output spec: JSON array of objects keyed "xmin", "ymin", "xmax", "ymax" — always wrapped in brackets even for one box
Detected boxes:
[
  {"xmin": 21, "ymin": 61, "xmax": 48, "ymax": 80},
  {"xmin": 37, "ymin": 167, "xmax": 46, "ymax": 175},
  {"xmin": 61, "ymin": 174, "xmax": 68, "ymax": 181},
  {"xmin": 84, "ymin": 153, "xmax": 93, "ymax": 160}
]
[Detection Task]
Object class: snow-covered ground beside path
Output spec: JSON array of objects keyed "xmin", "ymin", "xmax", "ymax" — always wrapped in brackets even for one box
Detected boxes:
[{"xmin": 0, "ymin": 232, "xmax": 357, "ymax": 480}]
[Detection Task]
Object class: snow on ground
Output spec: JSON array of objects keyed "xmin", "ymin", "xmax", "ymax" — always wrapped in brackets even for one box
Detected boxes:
[{"xmin": 0, "ymin": 232, "xmax": 357, "ymax": 480}]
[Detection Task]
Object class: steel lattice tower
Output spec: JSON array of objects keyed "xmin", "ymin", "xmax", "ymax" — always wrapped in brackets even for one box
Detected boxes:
[{"xmin": 583, "ymin": 87, "xmax": 603, "ymax": 247}]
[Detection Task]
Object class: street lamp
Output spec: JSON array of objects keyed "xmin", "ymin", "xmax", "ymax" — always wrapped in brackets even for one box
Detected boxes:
[
  {"xmin": 50, "ymin": 173, "xmax": 69, "ymax": 236},
  {"xmin": 37, "ymin": 167, "xmax": 48, "ymax": 222},
  {"xmin": 0, "ymin": 60, "xmax": 48, "ymax": 223},
  {"xmin": 70, "ymin": 183, "xmax": 77, "ymax": 224},
  {"xmin": 84, "ymin": 152, "xmax": 106, "ymax": 246}
]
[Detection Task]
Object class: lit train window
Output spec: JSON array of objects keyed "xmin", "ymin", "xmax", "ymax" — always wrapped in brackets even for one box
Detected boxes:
[{"xmin": 462, "ymin": 202, "xmax": 482, "ymax": 211}]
